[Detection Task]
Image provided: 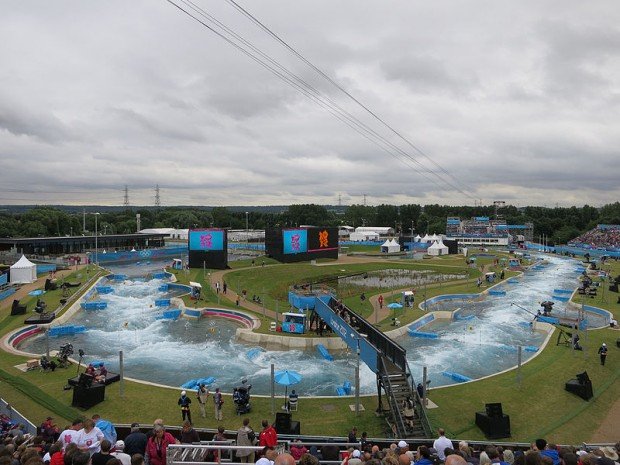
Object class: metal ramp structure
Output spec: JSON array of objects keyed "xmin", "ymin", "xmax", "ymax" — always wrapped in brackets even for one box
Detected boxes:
[{"xmin": 311, "ymin": 294, "xmax": 432, "ymax": 438}]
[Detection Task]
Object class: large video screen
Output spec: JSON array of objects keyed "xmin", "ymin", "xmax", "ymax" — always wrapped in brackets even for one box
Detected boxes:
[
  {"xmin": 189, "ymin": 229, "xmax": 225, "ymax": 251},
  {"xmin": 283, "ymin": 229, "xmax": 308, "ymax": 254}
]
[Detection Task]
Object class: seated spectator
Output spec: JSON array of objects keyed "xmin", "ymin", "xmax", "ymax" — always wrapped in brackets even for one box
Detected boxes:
[{"xmin": 290, "ymin": 440, "xmax": 308, "ymax": 461}]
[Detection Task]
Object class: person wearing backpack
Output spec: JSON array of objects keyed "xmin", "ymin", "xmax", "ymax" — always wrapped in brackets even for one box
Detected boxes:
[{"xmin": 236, "ymin": 418, "xmax": 256, "ymax": 463}]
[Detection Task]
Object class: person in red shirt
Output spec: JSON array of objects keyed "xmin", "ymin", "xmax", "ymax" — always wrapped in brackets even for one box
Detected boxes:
[{"xmin": 258, "ymin": 420, "xmax": 277, "ymax": 448}]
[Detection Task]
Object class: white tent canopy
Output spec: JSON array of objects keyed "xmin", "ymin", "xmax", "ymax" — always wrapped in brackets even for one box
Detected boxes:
[
  {"xmin": 421, "ymin": 234, "xmax": 431, "ymax": 242},
  {"xmin": 428, "ymin": 240, "xmax": 449, "ymax": 256},
  {"xmin": 414, "ymin": 235, "xmax": 422, "ymax": 242},
  {"xmin": 10, "ymin": 255, "xmax": 37, "ymax": 284},
  {"xmin": 430, "ymin": 233, "xmax": 440, "ymax": 242},
  {"xmin": 381, "ymin": 239, "xmax": 401, "ymax": 253}
]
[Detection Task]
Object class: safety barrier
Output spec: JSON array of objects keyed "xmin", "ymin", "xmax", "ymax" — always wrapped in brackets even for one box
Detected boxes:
[
  {"xmin": 155, "ymin": 298, "xmax": 171, "ymax": 307},
  {"xmin": 0, "ymin": 287, "xmax": 16, "ymax": 301},
  {"xmin": 553, "ymin": 289, "xmax": 573, "ymax": 294},
  {"xmin": 551, "ymin": 296, "xmax": 570, "ymax": 302},
  {"xmin": 159, "ymin": 284, "xmax": 169, "ymax": 292},
  {"xmin": 95, "ymin": 286, "xmax": 114, "ymax": 294}
]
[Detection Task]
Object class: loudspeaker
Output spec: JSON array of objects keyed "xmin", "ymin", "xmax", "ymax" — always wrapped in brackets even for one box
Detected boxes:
[
  {"xmin": 475, "ymin": 411, "xmax": 511, "ymax": 439},
  {"xmin": 78, "ymin": 373, "xmax": 94, "ymax": 388},
  {"xmin": 275, "ymin": 412, "xmax": 291, "ymax": 433},
  {"xmin": 289, "ymin": 420, "xmax": 300, "ymax": 435},
  {"xmin": 72, "ymin": 384, "xmax": 105, "ymax": 409},
  {"xmin": 485, "ymin": 402, "xmax": 503, "ymax": 417},
  {"xmin": 565, "ymin": 372, "xmax": 593, "ymax": 401}
]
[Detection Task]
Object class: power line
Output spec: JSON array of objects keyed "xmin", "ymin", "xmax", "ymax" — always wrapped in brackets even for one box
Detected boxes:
[
  {"xmin": 165, "ymin": 0, "xmax": 475, "ymax": 199},
  {"xmin": 223, "ymin": 0, "xmax": 476, "ymax": 198}
]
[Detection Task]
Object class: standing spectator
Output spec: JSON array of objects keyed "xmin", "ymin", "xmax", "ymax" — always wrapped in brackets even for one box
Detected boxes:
[
  {"xmin": 213, "ymin": 388, "xmax": 224, "ymax": 421},
  {"xmin": 91, "ymin": 440, "xmax": 113, "ymax": 465},
  {"xmin": 40, "ymin": 417, "xmax": 59, "ymax": 443},
  {"xmin": 179, "ymin": 421, "xmax": 199, "ymax": 444},
  {"xmin": 178, "ymin": 391, "xmax": 192, "ymax": 424},
  {"xmin": 58, "ymin": 420, "xmax": 83, "ymax": 450},
  {"xmin": 598, "ymin": 343, "xmax": 608, "ymax": 365},
  {"xmin": 76, "ymin": 419, "xmax": 104, "ymax": 455},
  {"xmin": 145, "ymin": 425, "xmax": 179, "ymax": 465},
  {"xmin": 258, "ymin": 420, "xmax": 277, "ymax": 448},
  {"xmin": 196, "ymin": 384, "xmax": 210, "ymax": 418},
  {"xmin": 92, "ymin": 415, "xmax": 117, "ymax": 444},
  {"xmin": 124, "ymin": 424, "xmax": 147, "ymax": 457},
  {"xmin": 236, "ymin": 419, "xmax": 256, "ymax": 463},
  {"xmin": 111, "ymin": 441, "xmax": 131, "ymax": 465},
  {"xmin": 433, "ymin": 429, "xmax": 453, "ymax": 462},
  {"xmin": 348, "ymin": 427, "xmax": 358, "ymax": 443}
]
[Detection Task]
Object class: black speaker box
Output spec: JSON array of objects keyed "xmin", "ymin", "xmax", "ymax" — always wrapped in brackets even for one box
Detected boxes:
[
  {"xmin": 565, "ymin": 372, "xmax": 593, "ymax": 401},
  {"xmin": 475, "ymin": 411, "xmax": 511, "ymax": 439},
  {"xmin": 72, "ymin": 384, "xmax": 105, "ymax": 409},
  {"xmin": 289, "ymin": 420, "xmax": 300, "ymax": 435},
  {"xmin": 485, "ymin": 402, "xmax": 503, "ymax": 417},
  {"xmin": 275, "ymin": 412, "xmax": 291, "ymax": 433}
]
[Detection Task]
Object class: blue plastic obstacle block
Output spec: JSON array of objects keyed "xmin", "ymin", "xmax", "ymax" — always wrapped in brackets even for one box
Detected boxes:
[
  {"xmin": 112, "ymin": 274, "xmax": 128, "ymax": 281},
  {"xmin": 343, "ymin": 380, "xmax": 352, "ymax": 395},
  {"xmin": 155, "ymin": 298, "xmax": 171, "ymax": 307},
  {"xmin": 152, "ymin": 272, "xmax": 167, "ymax": 279},
  {"xmin": 489, "ymin": 290, "xmax": 507, "ymax": 296},
  {"xmin": 158, "ymin": 284, "xmax": 169, "ymax": 292},
  {"xmin": 455, "ymin": 314, "xmax": 475, "ymax": 321},
  {"xmin": 49, "ymin": 325, "xmax": 87, "ymax": 337},
  {"xmin": 524, "ymin": 346, "xmax": 538, "ymax": 352},
  {"xmin": 552, "ymin": 295, "xmax": 570, "ymax": 302},
  {"xmin": 336, "ymin": 386, "xmax": 347, "ymax": 396},
  {"xmin": 246, "ymin": 347, "xmax": 265, "ymax": 361},
  {"xmin": 96, "ymin": 286, "xmax": 114, "ymax": 294},
  {"xmin": 507, "ymin": 278, "xmax": 519, "ymax": 284},
  {"xmin": 408, "ymin": 329, "xmax": 439, "ymax": 339},
  {"xmin": 81, "ymin": 301, "xmax": 108, "ymax": 310},
  {"xmin": 197, "ymin": 376, "xmax": 216, "ymax": 386},
  {"xmin": 553, "ymin": 289, "xmax": 573, "ymax": 294},
  {"xmin": 441, "ymin": 371, "xmax": 472, "ymax": 383},
  {"xmin": 317, "ymin": 344, "xmax": 334, "ymax": 361},
  {"xmin": 157, "ymin": 309, "xmax": 181, "ymax": 320},
  {"xmin": 181, "ymin": 379, "xmax": 199, "ymax": 389},
  {"xmin": 518, "ymin": 321, "xmax": 533, "ymax": 328}
]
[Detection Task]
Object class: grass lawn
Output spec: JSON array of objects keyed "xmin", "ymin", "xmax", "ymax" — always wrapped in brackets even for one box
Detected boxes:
[{"xmin": 0, "ymin": 254, "xmax": 616, "ymax": 443}]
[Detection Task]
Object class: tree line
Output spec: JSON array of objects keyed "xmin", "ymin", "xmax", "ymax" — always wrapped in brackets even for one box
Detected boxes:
[{"xmin": 0, "ymin": 202, "xmax": 619, "ymax": 246}]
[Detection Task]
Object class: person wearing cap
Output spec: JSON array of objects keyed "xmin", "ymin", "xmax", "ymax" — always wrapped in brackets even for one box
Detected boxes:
[
  {"xmin": 398, "ymin": 441, "xmax": 409, "ymax": 454},
  {"xmin": 348, "ymin": 450, "xmax": 363, "ymax": 465},
  {"xmin": 600, "ymin": 447, "xmax": 619, "ymax": 464},
  {"xmin": 40, "ymin": 416, "xmax": 59, "ymax": 443},
  {"xmin": 110, "ymin": 440, "xmax": 131, "ymax": 465},
  {"xmin": 598, "ymin": 343, "xmax": 608, "ymax": 365},
  {"xmin": 178, "ymin": 390, "xmax": 192, "ymax": 424},
  {"xmin": 433, "ymin": 428, "xmax": 453, "ymax": 461},
  {"xmin": 196, "ymin": 384, "xmax": 210, "ymax": 418},
  {"xmin": 124, "ymin": 423, "xmax": 147, "ymax": 457}
]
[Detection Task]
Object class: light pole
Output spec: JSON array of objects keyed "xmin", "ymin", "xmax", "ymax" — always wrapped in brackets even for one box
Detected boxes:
[
  {"xmin": 245, "ymin": 211, "xmax": 249, "ymax": 242},
  {"xmin": 94, "ymin": 213, "xmax": 100, "ymax": 266},
  {"xmin": 355, "ymin": 335, "xmax": 360, "ymax": 416}
]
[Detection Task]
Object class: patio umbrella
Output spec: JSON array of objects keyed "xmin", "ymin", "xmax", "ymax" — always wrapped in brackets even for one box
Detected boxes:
[
  {"xmin": 387, "ymin": 302, "xmax": 403, "ymax": 326},
  {"xmin": 274, "ymin": 370, "xmax": 302, "ymax": 410}
]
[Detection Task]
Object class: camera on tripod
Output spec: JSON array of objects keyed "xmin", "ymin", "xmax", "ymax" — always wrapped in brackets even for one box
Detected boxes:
[{"xmin": 57, "ymin": 343, "xmax": 74, "ymax": 368}]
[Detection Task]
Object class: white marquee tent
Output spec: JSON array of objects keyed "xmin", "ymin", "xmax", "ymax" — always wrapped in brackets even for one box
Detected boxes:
[
  {"xmin": 428, "ymin": 240, "xmax": 449, "ymax": 256},
  {"xmin": 10, "ymin": 255, "xmax": 37, "ymax": 284},
  {"xmin": 414, "ymin": 235, "xmax": 422, "ymax": 242},
  {"xmin": 381, "ymin": 239, "xmax": 401, "ymax": 253},
  {"xmin": 421, "ymin": 234, "xmax": 432, "ymax": 242}
]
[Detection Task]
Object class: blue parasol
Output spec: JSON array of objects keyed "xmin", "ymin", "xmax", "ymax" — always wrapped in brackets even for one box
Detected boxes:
[{"xmin": 274, "ymin": 370, "xmax": 302, "ymax": 410}]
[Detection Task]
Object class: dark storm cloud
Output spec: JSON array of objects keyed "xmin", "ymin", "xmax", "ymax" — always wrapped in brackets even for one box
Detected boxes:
[{"xmin": 0, "ymin": 0, "xmax": 618, "ymax": 206}]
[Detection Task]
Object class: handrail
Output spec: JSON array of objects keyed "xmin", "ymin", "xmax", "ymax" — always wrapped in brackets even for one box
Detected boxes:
[
  {"xmin": 378, "ymin": 356, "xmax": 407, "ymax": 437},
  {"xmin": 404, "ymin": 361, "xmax": 432, "ymax": 437}
]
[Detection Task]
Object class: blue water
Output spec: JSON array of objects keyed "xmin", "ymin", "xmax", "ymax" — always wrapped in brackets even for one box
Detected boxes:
[{"xmin": 18, "ymin": 254, "xmax": 601, "ymax": 394}]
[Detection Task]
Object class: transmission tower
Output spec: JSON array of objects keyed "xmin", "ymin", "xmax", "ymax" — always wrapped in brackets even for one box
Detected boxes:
[
  {"xmin": 363, "ymin": 194, "xmax": 367, "ymax": 206},
  {"xmin": 155, "ymin": 184, "xmax": 161, "ymax": 208},
  {"xmin": 123, "ymin": 185, "xmax": 130, "ymax": 208},
  {"xmin": 338, "ymin": 194, "xmax": 342, "ymax": 207}
]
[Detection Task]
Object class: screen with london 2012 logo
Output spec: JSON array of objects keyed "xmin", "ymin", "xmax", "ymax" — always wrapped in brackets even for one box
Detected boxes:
[
  {"xmin": 282, "ymin": 229, "xmax": 308, "ymax": 254},
  {"xmin": 189, "ymin": 230, "xmax": 225, "ymax": 251}
]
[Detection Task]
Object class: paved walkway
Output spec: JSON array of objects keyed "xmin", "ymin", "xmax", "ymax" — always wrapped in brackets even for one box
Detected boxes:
[{"xmin": 0, "ymin": 265, "xmax": 87, "ymax": 311}]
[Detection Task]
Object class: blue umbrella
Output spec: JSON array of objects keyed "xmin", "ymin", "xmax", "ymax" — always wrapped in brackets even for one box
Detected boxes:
[
  {"xmin": 274, "ymin": 370, "xmax": 302, "ymax": 410},
  {"xmin": 387, "ymin": 302, "xmax": 403, "ymax": 309}
]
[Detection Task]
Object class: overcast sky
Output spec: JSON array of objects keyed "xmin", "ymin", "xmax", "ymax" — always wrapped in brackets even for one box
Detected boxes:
[{"xmin": 1, "ymin": 1, "xmax": 619, "ymax": 207}]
